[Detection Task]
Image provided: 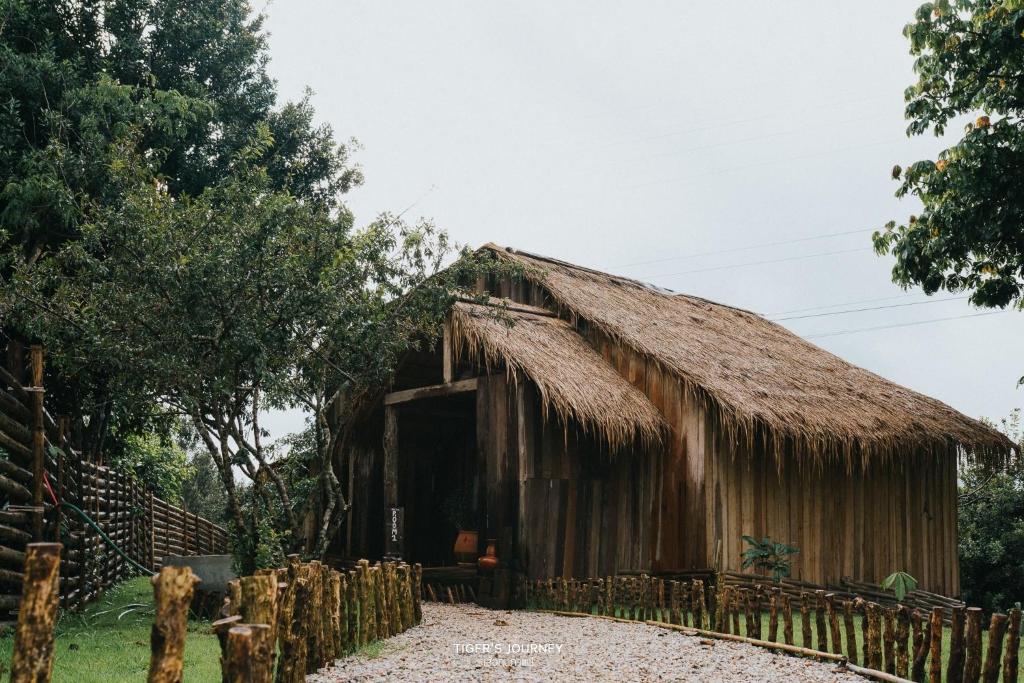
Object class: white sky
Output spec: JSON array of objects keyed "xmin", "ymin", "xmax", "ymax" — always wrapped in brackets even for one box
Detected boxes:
[{"xmin": 260, "ymin": 0, "xmax": 1024, "ymax": 439}]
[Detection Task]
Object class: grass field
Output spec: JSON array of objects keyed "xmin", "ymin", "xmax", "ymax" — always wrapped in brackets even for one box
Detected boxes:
[{"xmin": 0, "ymin": 577, "xmax": 221, "ymax": 682}]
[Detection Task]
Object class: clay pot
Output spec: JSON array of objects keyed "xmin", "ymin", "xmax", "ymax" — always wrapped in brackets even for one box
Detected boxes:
[
  {"xmin": 453, "ymin": 530, "xmax": 478, "ymax": 564},
  {"xmin": 478, "ymin": 539, "xmax": 499, "ymax": 571}
]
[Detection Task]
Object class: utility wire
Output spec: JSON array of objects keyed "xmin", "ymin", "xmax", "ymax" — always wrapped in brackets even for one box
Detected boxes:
[
  {"xmin": 772, "ymin": 296, "xmax": 970, "ymax": 322},
  {"xmin": 612, "ymin": 228, "xmax": 872, "ymax": 270},
  {"xmin": 645, "ymin": 247, "xmax": 869, "ymax": 280},
  {"xmin": 766, "ymin": 293, "xmax": 921, "ymax": 317},
  {"xmin": 803, "ymin": 311, "xmax": 1008, "ymax": 340}
]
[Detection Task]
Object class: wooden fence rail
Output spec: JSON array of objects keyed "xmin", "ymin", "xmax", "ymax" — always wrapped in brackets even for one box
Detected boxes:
[
  {"xmin": 0, "ymin": 340, "xmax": 229, "ymax": 620},
  {"xmin": 517, "ymin": 574, "xmax": 1022, "ymax": 683},
  {"xmin": 5, "ymin": 547, "xmax": 424, "ymax": 682}
]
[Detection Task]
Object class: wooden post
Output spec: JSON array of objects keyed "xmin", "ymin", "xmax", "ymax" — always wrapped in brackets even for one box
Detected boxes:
[
  {"xmin": 238, "ymin": 574, "xmax": 279, "ymax": 649},
  {"xmin": 413, "ymin": 563, "xmax": 423, "ymax": 624},
  {"xmin": 964, "ymin": 607, "xmax": 983, "ymax": 683},
  {"xmin": 782, "ymin": 593, "xmax": 794, "ymax": 646},
  {"xmin": 982, "ymin": 612, "xmax": 1008, "ymax": 683},
  {"xmin": 928, "ymin": 607, "xmax": 943, "ymax": 683},
  {"xmin": 10, "ymin": 543, "xmax": 62, "ymax": 683},
  {"xmin": 383, "ymin": 407, "xmax": 398, "ymax": 509},
  {"xmin": 148, "ymin": 566, "xmax": 198, "ymax": 683},
  {"xmin": 277, "ymin": 577, "xmax": 309, "ymax": 683},
  {"xmin": 692, "ymin": 580, "xmax": 705, "ymax": 630},
  {"xmin": 948, "ymin": 606, "xmax": 966, "ymax": 683},
  {"xmin": 1004, "ymin": 607, "xmax": 1021, "ymax": 683},
  {"xmin": 813, "ymin": 590, "xmax": 828, "ymax": 653},
  {"xmin": 896, "ymin": 605, "xmax": 911, "ymax": 679},
  {"xmin": 768, "ymin": 589, "xmax": 779, "ymax": 642},
  {"xmin": 800, "ymin": 592, "xmax": 812, "ymax": 649},
  {"xmin": 224, "ymin": 624, "xmax": 271, "ymax": 683},
  {"xmin": 867, "ymin": 601, "xmax": 883, "ymax": 672},
  {"xmin": 883, "ymin": 608, "xmax": 897, "ymax": 674},
  {"xmin": 912, "ymin": 610, "xmax": 930, "ymax": 683},
  {"xmin": 825, "ymin": 593, "xmax": 842, "ymax": 655},
  {"xmin": 347, "ymin": 570, "xmax": 359, "ymax": 652},
  {"xmin": 843, "ymin": 601, "xmax": 858, "ymax": 665},
  {"xmin": 29, "ymin": 346, "xmax": 44, "ymax": 542},
  {"xmin": 212, "ymin": 615, "xmax": 242, "ymax": 683}
]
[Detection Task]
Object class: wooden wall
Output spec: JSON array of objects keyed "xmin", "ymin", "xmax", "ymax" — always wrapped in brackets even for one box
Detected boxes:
[{"xmin": 477, "ymin": 372, "xmax": 660, "ymax": 579}]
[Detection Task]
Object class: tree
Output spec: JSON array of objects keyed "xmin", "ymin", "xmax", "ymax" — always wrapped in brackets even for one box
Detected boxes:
[
  {"xmin": 0, "ymin": 0, "xmax": 359, "ymax": 459},
  {"xmin": 180, "ymin": 450, "xmax": 229, "ymax": 527},
  {"xmin": 874, "ymin": 0, "xmax": 1024, "ymax": 312},
  {"xmin": 959, "ymin": 410, "xmax": 1024, "ymax": 612}
]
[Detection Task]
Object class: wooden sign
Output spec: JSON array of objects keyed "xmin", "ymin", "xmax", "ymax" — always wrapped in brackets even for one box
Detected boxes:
[{"xmin": 384, "ymin": 507, "xmax": 404, "ymax": 560}]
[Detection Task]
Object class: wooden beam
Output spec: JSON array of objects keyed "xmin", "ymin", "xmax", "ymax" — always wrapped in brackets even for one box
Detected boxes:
[
  {"xmin": 383, "ymin": 406, "xmax": 398, "ymax": 508},
  {"xmin": 383, "ymin": 378, "xmax": 478, "ymax": 406},
  {"xmin": 442, "ymin": 318, "xmax": 453, "ymax": 384}
]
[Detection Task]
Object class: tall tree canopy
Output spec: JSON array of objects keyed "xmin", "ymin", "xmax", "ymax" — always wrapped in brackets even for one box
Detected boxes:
[
  {"xmin": 874, "ymin": 0, "xmax": 1024, "ymax": 309},
  {"xmin": 0, "ymin": 0, "xmax": 498, "ymax": 569}
]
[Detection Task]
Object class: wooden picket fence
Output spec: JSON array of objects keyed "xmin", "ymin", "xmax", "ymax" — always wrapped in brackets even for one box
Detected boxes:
[
  {"xmin": 7, "ymin": 544, "xmax": 423, "ymax": 682},
  {"xmin": 0, "ymin": 340, "xmax": 229, "ymax": 622},
  {"xmin": 525, "ymin": 575, "xmax": 1023, "ymax": 683}
]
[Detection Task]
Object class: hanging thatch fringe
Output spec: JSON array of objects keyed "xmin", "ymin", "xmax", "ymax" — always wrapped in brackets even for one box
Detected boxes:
[
  {"xmin": 479, "ymin": 244, "xmax": 1015, "ymax": 468},
  {"xmin": 450, "ymin": 301, "xmax": 666, "ymax": 451}
]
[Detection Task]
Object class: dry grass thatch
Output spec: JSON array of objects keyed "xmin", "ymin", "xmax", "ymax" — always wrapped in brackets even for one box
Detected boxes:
[
  {"xmin": 450, "ymin": 300, "xmax": 667, "ymax": 450},
  {"xmin": 478, "ymin": 244, "xmax": 1014, "ymax": 466}
]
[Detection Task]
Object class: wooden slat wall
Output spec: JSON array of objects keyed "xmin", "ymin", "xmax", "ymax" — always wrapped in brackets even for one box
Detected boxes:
[
  {"xmin": 476, "ymin": 372, "xmax": 659, "ymax": 579},
  {"xmin": 706, "ymin": 440, "xmax": 960, "ymax": 596}
]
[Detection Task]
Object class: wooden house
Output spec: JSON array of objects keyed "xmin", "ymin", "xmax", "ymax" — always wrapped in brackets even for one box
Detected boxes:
[{"xmin": 339, "ymin": 244, "xmax": 1012, "ymax": 598}]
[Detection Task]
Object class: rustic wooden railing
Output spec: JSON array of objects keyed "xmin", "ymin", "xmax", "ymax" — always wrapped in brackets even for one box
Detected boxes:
[
  {"xmin": 522, "ymin": 574, "xmax": 1022, "ymax": 683},
  {"xmin": 0, "ymin": 340, "xmax": 229, "ymax": 621},
  {"xmin": 7, "ymin": 544, "xmax": 423, "ymax": 682}
]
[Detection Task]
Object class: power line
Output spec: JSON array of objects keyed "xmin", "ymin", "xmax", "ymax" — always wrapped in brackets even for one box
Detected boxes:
[
  {"xmin": 803, "ymin": 311, "xmax": 1008, "ymax": 340},
  {"xmin": 772, "ymin": 296, "xmax": 970, "ymax": 322},
  {"xmin": 645, "ymin": 247, "xmax": 870, "ymax": 280},
  {"xmin": 766, "ymin": 293, "xmax": 921, "ymax": 317},
  {"xmin": 612, "ymin": 228, "xmax": 872, "ymax": 270}
]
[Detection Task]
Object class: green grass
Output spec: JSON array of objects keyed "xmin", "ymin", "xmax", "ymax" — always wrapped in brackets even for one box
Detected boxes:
[{"xmin": 0, "ymin": 577, "xmax": 221, "ymax": 682}]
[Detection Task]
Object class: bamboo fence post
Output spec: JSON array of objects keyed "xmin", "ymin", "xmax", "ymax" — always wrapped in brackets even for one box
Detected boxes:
[
  {"xmin": 768, "ymin": 589, "xmax": 779, "ymax": 642},
  {"xmin": 964, "ymin": 607, "xmax": 983, "ymax": 683},
  {"xmin": 843, "ymin": 600, "xmax": 858, "ymax": 665},
  {"xmin": 10, "ymin": 543, "xmax": 62, "ymax": 683},
  {"xmin": 825, "ymin": 593, "xmax": 842, "ymax": 655},
  {"xmin": 239, "ymin": 574, "xmax": 279, "ymax": 646},
  {"xmin": 883, "ymin": 608, "xmax": 897, "ymax": 674},
  {"xmin": 896, "ymin": 605, "xmax": 911, "ymax": 679},
  {"xmin": 1004, "ymin": 607, "xmax": 1021, "ymax": 683},
  {"xmin": 982, "ymin": 612, "xmax": 1008, "ymax": 683},
  {"xmin": 800, "ymin": 592, "xmax": 812, "ymax": 649},
  {"xmin": 276, "ymin": 576, "xmax": 309, "ymax": 683},
  {"xmin": 867, "ymin": 601, "xmax": 883, "ymax": 672},
  {"xmin": 813, "ymin": 590, "xmax": 828, "ymax": 653},
  {"xmin": 928, "ymin": 607, "xmax": 943, "ymax": 683},
  {"xmin": 911, "ymin": 610, "xmax": 930, "ymax": 683},
  {"xmin": 782, "ymin": 593, "xmax": 794, "ymax": 646},
  {"xmin": 948, "ymin": 606, "xmax": 966, "ymax": 683},
  {"xmin": 148, "ymin": 565, "xmax": 198, "ymax": 683}
]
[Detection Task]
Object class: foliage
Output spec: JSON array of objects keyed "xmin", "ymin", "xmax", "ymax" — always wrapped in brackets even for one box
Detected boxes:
[
  {"xmin": 959, "ymin": 409, "xmax": 1024, "ymax": 613},
  {"xmin": 881, "ymin": 571, "xmax": 919, "ymax": 601},
  {"xmin": 874, "ymin": 0, "xmax": 1024, "ymax": 322},
  {"xmin": 107, "ymin": 431, "xmax": 190, "ymax": 504},
  {"xmin": 740, "ymin": 535, "xmax": 799, "ymax": 583},
  {"xmin": 180, "ymin": 449, "xmax": 229, "ymax": 527}
]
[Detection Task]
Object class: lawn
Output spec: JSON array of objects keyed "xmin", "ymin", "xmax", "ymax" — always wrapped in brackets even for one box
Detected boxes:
[{"xmin": 0, "ymin": 577, "xmax": 221, "ymax": 682}]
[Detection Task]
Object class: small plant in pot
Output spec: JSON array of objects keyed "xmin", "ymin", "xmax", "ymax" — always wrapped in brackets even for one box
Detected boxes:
[{"xmin": 442, "ymin": 485, "xmax": 477, "ymax": 564}]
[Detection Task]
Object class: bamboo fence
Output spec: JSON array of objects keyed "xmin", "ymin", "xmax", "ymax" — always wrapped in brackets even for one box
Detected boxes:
[
  {"xmin": 521, "ymin": 574, "xmax": 1022, "ymax": 683},
  {"xmin": 0, "ymin": 340, "xmax": 229, "ymax": 623}
]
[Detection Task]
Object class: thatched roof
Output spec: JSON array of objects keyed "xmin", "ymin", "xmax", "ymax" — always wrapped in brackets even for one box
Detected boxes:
[
  {"xmin": 451, "ymin": 300, "xmax": 666, "ymax": 449},
  {"xmin": 478, "ymin": 244, "xmax": 1014, "ymax": 464}
]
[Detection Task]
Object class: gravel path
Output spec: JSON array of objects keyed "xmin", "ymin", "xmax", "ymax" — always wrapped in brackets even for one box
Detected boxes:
[{"xmin": 309, "ymin": 603, "xmax": 864, "ymax": 682}]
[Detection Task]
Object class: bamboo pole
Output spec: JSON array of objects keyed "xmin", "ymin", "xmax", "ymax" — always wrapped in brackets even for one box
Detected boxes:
[
  {"xmin": 10, "ymin": 543, "xmax": 61, "ymax": 683},
  {"xmin": 1004, "ymin": 607, "xmax": 1021, "ymax": 683},
  {"xmin": 964, "ymin": 607, "xmax": 983, "ymax": 683},
  {"xmin": 981, "ymin": 612, "xmax": 1007, "ymax": 683},
  {"xmin": 147, "ymin": 566, "xmax": 198, "ymax": 683}
]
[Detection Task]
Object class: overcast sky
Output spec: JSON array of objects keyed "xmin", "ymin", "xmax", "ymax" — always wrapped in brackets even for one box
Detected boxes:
[{"xmin": 259, "ymin": 0, "xmax": 1023, "ymax": 439}]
